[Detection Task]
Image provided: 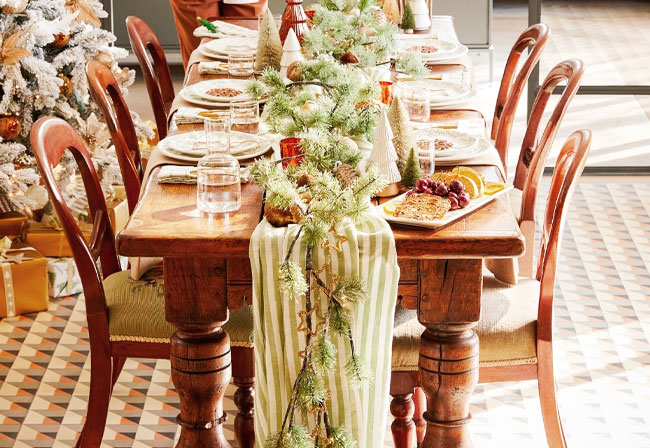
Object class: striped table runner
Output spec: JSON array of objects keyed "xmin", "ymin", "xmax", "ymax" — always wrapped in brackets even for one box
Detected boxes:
[{"xmin": 249, "ymin": 213, "xmax": 400, "ymax": 447}]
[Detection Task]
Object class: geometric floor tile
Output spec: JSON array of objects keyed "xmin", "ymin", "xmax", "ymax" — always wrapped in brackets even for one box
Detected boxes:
[{"xmin": 2, "ymin": 180, "xmax": 650, "ymax": 447}]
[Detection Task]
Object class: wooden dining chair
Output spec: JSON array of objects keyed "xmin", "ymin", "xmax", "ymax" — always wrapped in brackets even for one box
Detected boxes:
[
  {"xmin": 492, "ymin": 23, "xmax": 550, "ymax": 172},
  {"xmin": 30, "ymin": 117, "xmax": 256, "ymax": 448},
  {"xmin": 86, "ymin": 60, "xmax": 143, "ymax": 214},
  {"xmin": 390, "ymin": 129, "xmax": 592, "ymax": 448},
  {"xmin": 126, "ymin": 16, "xmax": 175, "ymax": 140},
  {"xmin": 499, "ymin": 59, "xmax": 584, "ymax": 279}
]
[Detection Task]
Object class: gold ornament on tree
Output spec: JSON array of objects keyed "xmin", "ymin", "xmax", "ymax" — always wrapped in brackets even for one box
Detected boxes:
[
  {"xmin": 58, "ymin": 73, "xmax": 73, "ymax": 97},
  {"xmin": 0, "ymin": 115, "xmax": 21, "ymax": 140},
  {"xmin": 94, "ymin": 50, "xmax": 115, "ymax": 67},
  {"xmin": 51, "ymin": 32, "xmax": 71, "ymax": 48},
  {"xmin": 286, "ymin": 60, "xmax": 304, "ymax": 82},
  {"xmin": 65, "ymin": 0, "xmax": 102, "ymax": 27},
  {"xmin": 0, "ymin": 32, "xmax": 31, "ymax": 66},
  {"xmin": 2, "ymin": 0, "xmax": 28, "ymax": 14}
]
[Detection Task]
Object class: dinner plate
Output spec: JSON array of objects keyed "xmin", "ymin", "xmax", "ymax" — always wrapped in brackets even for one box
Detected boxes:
[
  {"xmin": 414, "ymin": 127, "xmax": 479, "ymax": 158},
  {"xmin": 179, "ymin": 79, "xmax": 253, "ymax": 107},
  {"xmin": 193, "ymin": 20, "xmax": 258, "ymax": 39},
  {"xmin": 158, "ymin": 130, "xmax": 273, "ymax": 162},
  {"xmin": 396, "ymin": 35, "xmax": 469, "ymax": 62},
  {"xmin": 377, "ymin": 185, "xmax": 513, "ymax": 229},
  {"xmin": 397, "ymin": 79, "xmax": 472, "ymax": 106},
  {"xmin": 200, "ymin": 37, "xmax": 257, "ymax": 58}
]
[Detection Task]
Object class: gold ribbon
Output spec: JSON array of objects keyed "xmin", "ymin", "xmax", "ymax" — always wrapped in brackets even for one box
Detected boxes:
[{"xmin": 0, "ymin": 236, "xmax": 35, "ymax": 318}]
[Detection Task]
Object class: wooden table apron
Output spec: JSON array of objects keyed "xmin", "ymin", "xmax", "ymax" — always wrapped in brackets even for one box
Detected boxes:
[{"xmin": 116, "ymin": 18, "xmax": 524, "ymax": 448}]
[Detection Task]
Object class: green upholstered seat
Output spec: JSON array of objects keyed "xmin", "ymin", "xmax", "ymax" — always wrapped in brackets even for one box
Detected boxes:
[
  {"xmin": 103, "ymin": 268, "xmax": 253, "ymax": 347},
  {"xmin": 391, "ymin": 274, "xmax": 539, "ymax": 371}
]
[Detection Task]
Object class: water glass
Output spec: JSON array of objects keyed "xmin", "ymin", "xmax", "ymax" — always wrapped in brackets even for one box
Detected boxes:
[
  {"xmin": 401, "ymin": 86, "xmax": 430, "ymax": 122},
  {"xmin": 230, "ymin": 101, "xmax": 260, "ymax": 135},
  {"xmin": 228, "ymin": 51, "xmax": 255, "ymax": 77},
  {"xmin": 197, "ymin": 116, "xmax": 241, "ymax": 214},
  {"xmin": 415, "ymin": 136, "xmax": 435, "ymax": 177}
]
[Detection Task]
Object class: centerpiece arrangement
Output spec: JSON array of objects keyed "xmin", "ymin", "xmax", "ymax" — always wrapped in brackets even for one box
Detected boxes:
[{"xmin": 247, "ymin": 0, "xmax": 422, "ymax": 446}]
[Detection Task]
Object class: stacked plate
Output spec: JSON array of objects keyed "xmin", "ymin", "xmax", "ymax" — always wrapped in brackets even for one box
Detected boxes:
[
  {"xmin": 193, "ymin": 20, "xmax": 259, "ymax": 39},
  {"xmin": 415, "ymin": 127, "xmax": 490, "ymax": 165},
  {"xmin": 396, "ymin": 35, "xmax": 468, "ymax": 63},
  {"xmin": 178, "ymin": 79, "xmax": 255, "ymax": 107},
  {"xmin": 158, "ymin": 131, "xmax": 273, "ymax": 164},
  {"xmin": 198, "ymin": 37, "xmax": 257, "ymax": 61},
  {"xmin": 397, "ymin": 79, "xmax": 476, "ymax": 108}
]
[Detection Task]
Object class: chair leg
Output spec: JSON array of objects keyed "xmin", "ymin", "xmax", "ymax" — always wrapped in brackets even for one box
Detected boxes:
[
  {"xmin": 111, "ymin": 357, "xmax": 126, "ymax": 389},
  {"xmin": 233, "ymin": 376, "xmax": 255, "ymax": 448},
  {"xmin": 538, "ymin": 347, "xmax": 567, "ymax": 448},
  {"xmin": 413, "ymin": 387, "xmax": 426, "ymax": 444},
  {"xmin": 75, "ymin": 352, "xmax": 113, "ymax": 448},
  {"xmin": 390, "ymin": 391, "xmax": 417, "ymax": 448},
  {"xmin": 232, "ymin": 345, "xmax": 255, "ymax": 448}
]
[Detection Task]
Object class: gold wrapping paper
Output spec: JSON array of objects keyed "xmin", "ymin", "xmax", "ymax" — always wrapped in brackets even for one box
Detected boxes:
[
  {"xmin": 108, "ymin": 199, "xmax": 129, "ymax": 234},
  {"xmin": 0, "ymin": 240, "xmax": 48, "ymax": 318},
  {"xmin": 0, "ymin": 212, "xmax": 28, "ymax": 237},
  {"xmin": 25, "ymin": 222, "xmax": 93, "ymax": 258}
]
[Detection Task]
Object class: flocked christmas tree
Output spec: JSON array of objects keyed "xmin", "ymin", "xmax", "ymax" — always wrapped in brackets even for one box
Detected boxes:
[
  {"xmin": 368, "ymin": 110, "xmax": 401, "ymax": 196},
  {"xmin": 387, "ymin": 95, "xmax": 415, "ymax": 172},
  {"xmin": 0, "ymin": 0, "xmax": 152, "ymax": 215},
  {"xmin": 255, "ymin": 7, "xmax": 283, "ymax": 72}
]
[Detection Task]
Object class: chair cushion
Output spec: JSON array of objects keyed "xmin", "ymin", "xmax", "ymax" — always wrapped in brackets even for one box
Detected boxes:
[
  {"xmin": 391, "ymin": 274, "xmax": 539, "ymax": 370},
  {"xmin": 103, "ymin": 268, "xmax": 253, "ymax": 347},
  {"xmin": 509, "ymin": 187, "xmax": 523, "ymax": 223}
]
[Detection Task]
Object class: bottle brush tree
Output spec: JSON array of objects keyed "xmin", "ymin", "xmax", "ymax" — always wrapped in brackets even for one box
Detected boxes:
[
  {"xmin": 401, "ymin": 147, "xmax": 422, "ymax": 188},
  {"xmin": 401, "ymin": 3, "xmax": 416, "ymax": 31}
]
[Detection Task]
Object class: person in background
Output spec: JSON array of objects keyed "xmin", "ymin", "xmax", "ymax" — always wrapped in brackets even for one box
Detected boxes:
[{"xmin": 169, "ymin": 0, "xmax": 268, "ymax": 68}]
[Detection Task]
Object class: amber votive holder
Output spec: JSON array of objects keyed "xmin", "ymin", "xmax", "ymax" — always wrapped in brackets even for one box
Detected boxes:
[
  {"xmin": 280, "ymin": 137, "xmax": 304, "ymax": 169},
  {"xmin": 379, "ymin": 81, "xmax": 394, "ymax": 106}
]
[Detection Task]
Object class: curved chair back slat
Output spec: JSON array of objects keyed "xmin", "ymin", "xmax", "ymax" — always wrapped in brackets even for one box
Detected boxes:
[
  {"xmin": 86, "ymin": 60, "xmax": 142, "ymax": 214},
  {"xmin": 492, "ymin": 23, "xmax": 550, "ymax": 170},
  {"xmin": 126, "ymin": 16, "xmax": 175, "ymax": 140},
  {"xmin": 30, "ymin": 117, "xmax": 120, "ymax": 318},
  {"xmin": 536, "ymin": 129, "xmax": 591, "ymax": 336}
]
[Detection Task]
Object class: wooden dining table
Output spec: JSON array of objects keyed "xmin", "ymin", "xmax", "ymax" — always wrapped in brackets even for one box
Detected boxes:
[{"xmin": 116, "ymin": 17, "xmax": 524, "ymax": 448}]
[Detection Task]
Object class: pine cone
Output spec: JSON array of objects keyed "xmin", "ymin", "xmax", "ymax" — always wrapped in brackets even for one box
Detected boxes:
[{"xmin": 333, "ymin": 162, "xmax": 358, "ymax": 189}]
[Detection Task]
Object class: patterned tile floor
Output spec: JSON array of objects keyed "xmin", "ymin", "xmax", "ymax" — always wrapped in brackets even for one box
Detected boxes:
[{"xmin": 2, "ymin": 178, "xmax": 650, "ymax": 447}]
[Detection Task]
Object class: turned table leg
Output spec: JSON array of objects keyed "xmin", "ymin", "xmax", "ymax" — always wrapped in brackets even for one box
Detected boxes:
[
  {"xmin": 416, "ymin": 259, "xmax": 482, "ymax": 448},
  {"xmin": 164, "ymin": 257, "xmax": 233, "ymax": 448},
  {"xmin": 419, "ymin": 323, "xmax": 478, "ymax": 448}
]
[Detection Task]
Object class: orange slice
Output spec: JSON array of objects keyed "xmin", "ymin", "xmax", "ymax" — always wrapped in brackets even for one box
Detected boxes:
[
  {"xmin": 451, "ymin": 167, "xmax": 486, "ymax": 197},
  {"xmin": 383, "ymin": 201, "xmax": 402, "ymax": 215}
]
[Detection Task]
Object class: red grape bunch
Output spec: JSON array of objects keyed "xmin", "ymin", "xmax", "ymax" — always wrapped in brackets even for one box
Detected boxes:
[{"xmin": 407, "ymin": 178, "xmax": 471, "ymax": 210}]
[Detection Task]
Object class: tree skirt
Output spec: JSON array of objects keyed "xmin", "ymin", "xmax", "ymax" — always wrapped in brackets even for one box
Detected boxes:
[{"xmin": 249, "ymin": 213, "xmax": 399, "ymax": 446}]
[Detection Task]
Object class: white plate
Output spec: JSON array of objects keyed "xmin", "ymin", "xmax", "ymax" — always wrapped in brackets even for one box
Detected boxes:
[
  {"xmin": 202, "ymin": 37, "xmax": 257, "ymax": 56},
  {"xmin": 193, "ymin": 21, "xmax": 258, "ymax": 39},
  {"xmin": 398, "ymin": 79, "xmax": 472, "ymax": 106},
  {"xmin": 396, "ymin": 36, "xmax": 468, "ymax": 62},
  {"xmin": 158, "ymin": 131, "xmax": 273, "ymax": 162},
  {"xmin": 377, "ymin": 185, "xmax": 513, "ymax": 229},
  {"xmin": 414, "ymin": 128, "xmax": 479, "ymax": 158},
  {"xmin": 179, "ymin": 79, "xmax": 253, "ymax": 107}
]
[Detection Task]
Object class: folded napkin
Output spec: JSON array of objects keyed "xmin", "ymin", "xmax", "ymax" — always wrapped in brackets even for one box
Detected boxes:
[
  {"xmin": 158, "ymin": 165, "xmax": 252, "ymax": 184},
  {"xmin": 174, "ymin": 107, "xmax": 210, "ymax": 125},
  {"xmin": 193, "ymin": 20, "xmax": 258, "ymax": 39},
  {"xmin": 198, "ymin": 61, "xmax": 229, "ymax": 75}
]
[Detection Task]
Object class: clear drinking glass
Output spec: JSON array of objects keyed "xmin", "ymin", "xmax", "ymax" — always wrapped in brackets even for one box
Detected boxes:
[
  {"xmin": 401, "ymin": 85, "xmax": 430, "ymax": 122},
  {"xmin": 415, "ymin": 135, "xmax": 435, "ymax": 177},
  {"xmin": 230, "ymin": 101, "xmax": 260, "ymax": 135},
  {"xmin": 228, "ymin": 50, "xmax": 255, "ymax": 77},
  {"xmin": 197, "ymin": 116, "xmax": 241, "ymax": 214}
]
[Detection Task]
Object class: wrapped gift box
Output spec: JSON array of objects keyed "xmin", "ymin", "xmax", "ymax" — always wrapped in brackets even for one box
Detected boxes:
[
  {"xmin": 0, "ymin": 212, "xmax": 28, "ymax": 237},
  {"xmin": 106, "ymin": 199, "xmax": 129, "ymax": 234},
  {"xmin": 25, "ymin": 221, "xmax": 93, "ymax": 258},
  {"xmin": 47, "ymin": 257, "xmax": 82, "ymax": 298},
  {"xmin": 0, "ymin": 238, "xmax": 48, "ymax": 318}
]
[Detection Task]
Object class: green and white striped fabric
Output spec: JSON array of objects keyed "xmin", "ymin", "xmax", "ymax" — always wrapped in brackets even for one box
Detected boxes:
[{"xmin": 250, "ymin": 213, "xmax": 400, "ymax": 447}]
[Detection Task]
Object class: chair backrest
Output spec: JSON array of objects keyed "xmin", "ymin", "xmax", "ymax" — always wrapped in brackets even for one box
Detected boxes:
[
  {"xmin": 30, "ymin": 117, "xmax": 120, "ymax": 322},
  {"xmin": 492, "ymin": 23, "xmax": 550, "ymax": 168},
  {"xmin": 86, "ymin": 60, "xmax": 142, "ymax": 214},
  {"xmin": 126, "ymin": 16, "xmax": 175, "ymax": 140},
  {"xmin": 515, "ymin": 59, "xmax": 584, "ymax": 225},
  {"xmin": 536, "ymin": 130, "xmax": 591, "ymax": 331}
]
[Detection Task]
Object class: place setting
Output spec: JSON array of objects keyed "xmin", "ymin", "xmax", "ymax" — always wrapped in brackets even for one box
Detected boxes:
[
  {"xmin": 395, "ymin": 35, "xmax": 469, "ymax": 63},
  {"xmin": 193, "ymin": 19, "xmax": 259, "ymax": 39},
  {"xmin": 395, "ymin": 74, "xmax": 477, "ymax": 109},
  {"xmin": 198, "ymin": 36, "xmax": 258, "ymax": 60},
  {"xmin": 178, "ymin": 78, "xmax": 257, "ymax": 107}
]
